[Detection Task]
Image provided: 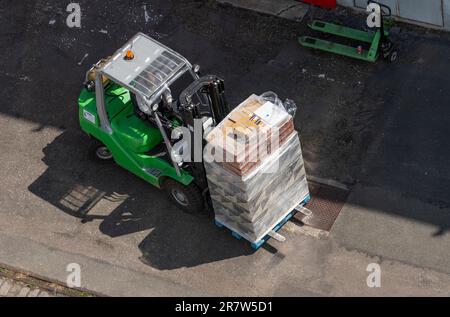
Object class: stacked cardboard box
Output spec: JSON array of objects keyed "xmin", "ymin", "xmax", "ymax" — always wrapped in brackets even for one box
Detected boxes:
[
  {"xmin": 204, "ymin": 95, "xmax": 309, "ymax": 242},
  {"xmin": 205, "ymin": 95, "xmax": 295, "ymax": 176}
]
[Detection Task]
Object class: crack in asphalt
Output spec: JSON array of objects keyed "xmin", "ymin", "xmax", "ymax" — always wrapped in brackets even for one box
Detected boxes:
[{"xmin": 276, "ymin": 4, "xmax": 301, "ymax": 16}]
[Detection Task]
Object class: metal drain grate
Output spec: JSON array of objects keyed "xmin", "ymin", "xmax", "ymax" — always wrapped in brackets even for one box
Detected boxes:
[{"xmin": 295, "ymin": 181, "xmax": 349, "ymax": 231}]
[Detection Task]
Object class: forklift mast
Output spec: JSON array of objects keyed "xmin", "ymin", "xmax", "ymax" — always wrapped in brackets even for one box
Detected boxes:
[
  {"xmin": 177, "ymin": 75, "xmax": 231, "ymax": 191},
  {"xmin": 179, "ymin": 74, "xmax": 230, "ymax": 127}
]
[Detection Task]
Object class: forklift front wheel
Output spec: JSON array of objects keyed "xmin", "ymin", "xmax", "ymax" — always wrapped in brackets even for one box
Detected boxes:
[
  {"xmin": 90, "ymin": 140, "xmax": 113, "ymax": 161},
  {"xmin": 163, "ymin": 179, "xmax": 204, "ymax": 214}
]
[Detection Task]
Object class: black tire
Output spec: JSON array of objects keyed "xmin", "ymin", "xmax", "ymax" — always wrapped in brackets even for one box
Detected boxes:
[
  {"xmin": 388, "ymin": 50, "xmax": 398, "ymax": 63},
  {"xmin": 163, "ymin": 179, "xmax": 204, "ymax": 213},
  {"xmin": 89, "ymin": 139, "xmax": 113, "ymax": 162}
]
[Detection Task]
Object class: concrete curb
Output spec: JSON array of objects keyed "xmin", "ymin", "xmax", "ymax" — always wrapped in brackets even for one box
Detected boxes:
[
  {"xmin": 217, "ymin": 0, "xmax": 310, "ymax": 22},
  {"xmin": 0, "ymin": 232, "xmax": 206, "ymax": 297},
  {"xmin": 307, "ymin": 176, "xmax": 350, "ymax": 191}
]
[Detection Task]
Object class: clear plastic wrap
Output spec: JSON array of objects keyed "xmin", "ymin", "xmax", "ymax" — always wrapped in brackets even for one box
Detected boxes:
[
  {"xmin": 205, "ymin": 130, "xmax": 309, "ymax": 242},
  {"xmin": 205, "ymin": 132, "xmax": 302, "ymax": 201},
  {"xmin": 260, "ymin": 91, "xmax": 298, "ymax": 117},
  {"xmin": 283, "ymin": 98, "xmax": 297, "ymax": 117},
  {"xmin": 204, "ymin": 93, "xmax": 307, "ymax": 243}
]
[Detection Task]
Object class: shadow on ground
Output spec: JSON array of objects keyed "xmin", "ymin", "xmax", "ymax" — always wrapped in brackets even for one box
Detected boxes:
[
  {"xmin": 28, "ymin": 130, "xmax": 253, "ymax": 270},
  {"xmin": 12, "ymin": 0, "xmax": 450, "ymax": 274}
]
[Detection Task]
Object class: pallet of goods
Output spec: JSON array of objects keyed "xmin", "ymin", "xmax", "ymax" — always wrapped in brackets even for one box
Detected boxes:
[{"xmin": 204, "ymin": 93, "xmax": 310, "ymax": 246}]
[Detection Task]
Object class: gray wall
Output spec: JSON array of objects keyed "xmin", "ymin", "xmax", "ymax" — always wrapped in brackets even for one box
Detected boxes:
[{"xmin": 337, "ymin": 0, "xmax": 450, "ymax": 31}]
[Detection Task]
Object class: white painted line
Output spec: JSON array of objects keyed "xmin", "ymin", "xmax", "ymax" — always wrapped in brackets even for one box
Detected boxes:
[{"xmin": 77, "ymin": 53, "xmax": 89, "ymax": 66}]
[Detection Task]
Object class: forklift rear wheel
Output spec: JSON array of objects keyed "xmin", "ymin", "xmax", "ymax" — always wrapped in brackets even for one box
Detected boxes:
[
  {"xmin": 163, "ymin": 179, "xmax": 204, "ymax": 214},
  {"xmin": 90, "ymin": 140, "xmax": 113, "ymax": 161}
]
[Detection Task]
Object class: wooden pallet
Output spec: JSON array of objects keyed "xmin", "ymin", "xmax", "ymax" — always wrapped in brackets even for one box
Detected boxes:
[{"xmin": 215, "ymin": 194, "xmax": 311, "ymax": 250}]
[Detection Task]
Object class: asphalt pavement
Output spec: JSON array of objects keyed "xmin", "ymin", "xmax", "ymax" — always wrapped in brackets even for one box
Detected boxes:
[{"xmin": 1, "ymin": 0, "xmax": 450, "ymax": 296}]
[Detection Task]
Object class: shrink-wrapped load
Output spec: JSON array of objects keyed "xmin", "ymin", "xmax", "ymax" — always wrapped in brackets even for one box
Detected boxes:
[{"xmin": 204, "ymin": 93, "xmax": 309, "ymax": 242}]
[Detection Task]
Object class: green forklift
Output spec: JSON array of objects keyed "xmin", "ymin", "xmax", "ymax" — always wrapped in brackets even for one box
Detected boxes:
[
  {"xmin": 78, "ymin": 33, "xmax": 231, "ymax": 213},
  {"xmin": 299, "ymin": 0, "xmax": 398, "ymax": 63}
]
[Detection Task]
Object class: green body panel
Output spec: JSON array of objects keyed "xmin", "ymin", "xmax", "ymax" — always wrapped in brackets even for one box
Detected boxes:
[
  {"xmin": 366, "ymin": 30, "xmax": 381, "ymax": 62},
  {"xmin": 299, "ymin": 35, "xmax": 378, "ymax": 62},
  {"xmin": 308, "ymin": 20, "xmax": 375, "ymax": 43},
  {"xmin": 299, "ymin": 20, "xmax": 390, "ymax": 63},
  {"xmin": 111, "ymin": 104, "xmax": 163, "ymax": 153},
  {"xmin": 104, "ymin": 84, "xmax": 133, "ymax": 119},
  {"xmin": 78, "ymin": 85, "xmax": 194, "ymax": 188}
]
